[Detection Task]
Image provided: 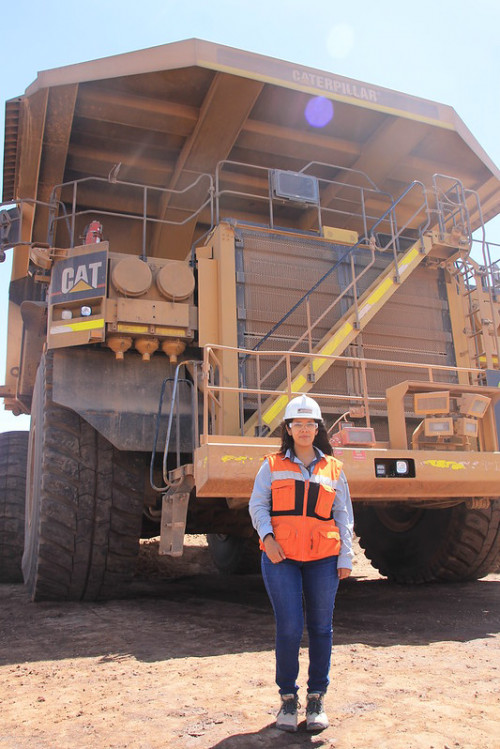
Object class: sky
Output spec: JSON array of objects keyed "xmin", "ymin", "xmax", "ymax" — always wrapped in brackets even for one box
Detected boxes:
[{"xmin": 1, "ymin": 0, "xmax": 499, "ymax": 433}]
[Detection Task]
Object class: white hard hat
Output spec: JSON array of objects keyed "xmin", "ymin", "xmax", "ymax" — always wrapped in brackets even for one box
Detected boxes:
[{"xmin": 284, "ymin": 394, "xmax": 322, "ymax": 421}]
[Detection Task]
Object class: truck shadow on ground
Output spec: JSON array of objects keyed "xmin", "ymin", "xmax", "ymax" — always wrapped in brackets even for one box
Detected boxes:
[{"xmin": 0, "ymin": 570, "xmax": 498, "ymax": 668}]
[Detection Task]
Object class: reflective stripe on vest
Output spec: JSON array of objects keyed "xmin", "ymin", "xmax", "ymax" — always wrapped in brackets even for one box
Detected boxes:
[{"xmin": 261, "ymin": 452, "xmax": 343, "ymax": 562}]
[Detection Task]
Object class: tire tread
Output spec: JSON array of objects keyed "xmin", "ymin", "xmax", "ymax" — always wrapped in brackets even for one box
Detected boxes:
[
  {"xmin": 23, "ymin": 353, "xmax": 145, "ymax": 601},
  {"xmin": 0, "ymin": 431, "xmax": 29, "ymax": 583},
  {"xmin": 356, "ymin": 499, "xmax": 500, "ymax": 584}
]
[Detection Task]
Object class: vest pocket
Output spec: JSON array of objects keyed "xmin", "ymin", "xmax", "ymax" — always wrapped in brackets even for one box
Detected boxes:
[
  {"xmin": 271, "ymin": 480, "xmax": 296, "ymax": 512},
  {"xmin": 314, "ymin": 485, "xmax": 335, "ymax": 519},
  {"xmin": 311, "ymin": 525, "xmax": 341, "ymax": 559},
  {"xmin": 272, "ymin": 522, "xmax": 300, "ymax": 559}
]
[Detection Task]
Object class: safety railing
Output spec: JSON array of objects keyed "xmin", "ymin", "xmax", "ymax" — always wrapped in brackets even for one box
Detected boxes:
[
  {"xmin": 215, "ymin": 159, "xmax": 395, "ymax": 237},
  {"xmin": 432, "ymin": 173, "xmax": 472, "ymax": 243},
  {"xmin": 48, "ymin": 171, "xmax": 214, "ymax": 261},
  {"xmin": 201, "ymin": 343, "xmax": 487, "ymax": 439},
  {"xmin": 243, "ymin": 179, "xmax": 430, "ymax": 394},
  {"xmin": 0, "ymin": 171, "xmax": 215, "ymax": 264}
]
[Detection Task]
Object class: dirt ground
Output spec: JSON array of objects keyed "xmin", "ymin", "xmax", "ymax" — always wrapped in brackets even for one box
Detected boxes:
[{"xmin": 0, "ymin": 537, "xmax": 498, "ymax": 749}]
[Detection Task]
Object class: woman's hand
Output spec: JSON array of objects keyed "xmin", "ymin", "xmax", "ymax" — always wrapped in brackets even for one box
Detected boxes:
[
  {"xmin": 263, "ymin": 534, "xmax": 286, "ymax": 563},
  {"xmin": 338, "ymin": 567, "xmax": 351, "ymax": 580}
]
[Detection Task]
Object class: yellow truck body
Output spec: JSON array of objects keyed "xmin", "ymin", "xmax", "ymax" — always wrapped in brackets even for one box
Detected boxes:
[{"xmin": 1, "ymin": 39, "xmax": 499, "ymax": 598}]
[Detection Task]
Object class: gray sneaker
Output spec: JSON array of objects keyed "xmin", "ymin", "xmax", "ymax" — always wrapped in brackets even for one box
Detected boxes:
[
  {"xmin": 276, "ymin": 693, "xmax": 300, "ymax": 732},
  {"xmin": 306, "ymin": 692, "xmax": 328, "ymax": 731}
]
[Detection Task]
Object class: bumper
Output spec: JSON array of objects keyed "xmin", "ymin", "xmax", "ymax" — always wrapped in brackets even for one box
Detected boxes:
[{"xmin": 194, "ymin": 438, "xmax": 500, "ymax": 500}]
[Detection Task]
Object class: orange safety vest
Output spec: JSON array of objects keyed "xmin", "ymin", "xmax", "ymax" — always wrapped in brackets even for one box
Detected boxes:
[{"xmin": 259, "ymin": 452, "xmax": 343, "ymax": 562}]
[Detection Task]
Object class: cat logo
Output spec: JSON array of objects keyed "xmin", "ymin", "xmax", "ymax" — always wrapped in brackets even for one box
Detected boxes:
[
  {"xmin": 61, "ymin": 261, "xmax": 103, "ymax": 294},
  {"xmin": 49, "ymin": 248, "xmax": 108, "ymax": 304}
]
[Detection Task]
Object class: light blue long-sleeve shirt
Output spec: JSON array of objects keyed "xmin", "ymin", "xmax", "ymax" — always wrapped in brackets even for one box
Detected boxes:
[{"xmin": 248, "ymin": 447, "xmax": 354, "ymax": 569}]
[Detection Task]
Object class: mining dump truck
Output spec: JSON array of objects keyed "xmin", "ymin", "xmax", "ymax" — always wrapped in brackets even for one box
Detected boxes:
[{"xmin": 1, "ymin": 39, "xmax": 499, "ymax": 600}]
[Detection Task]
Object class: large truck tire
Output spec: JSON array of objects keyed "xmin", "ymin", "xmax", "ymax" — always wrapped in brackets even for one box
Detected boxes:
[
  {"xmin": 206, "ymin": 533, "xmax": 261, "ymax": 574},
  {"xmin": 355, "ymin": 501, "xmax": 500, "ymax": 584},
  {"xmin": 22, "ymin": 353, "xmax": 145, "ymax": 601},
  {"xmin": 0, "ymin": 431, "xmax": 29, "ymax": 583}
]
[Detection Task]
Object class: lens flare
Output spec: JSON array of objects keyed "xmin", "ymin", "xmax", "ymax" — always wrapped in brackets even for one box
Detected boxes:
[{"xmin": 304, "ymin": 96, "xmax": 334, "ymax": 128}]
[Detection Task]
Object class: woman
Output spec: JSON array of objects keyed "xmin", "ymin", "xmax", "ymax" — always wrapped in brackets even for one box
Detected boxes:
[{"xmin": 249, "ymin": 394, "xmax": 353, "ymax": 733}]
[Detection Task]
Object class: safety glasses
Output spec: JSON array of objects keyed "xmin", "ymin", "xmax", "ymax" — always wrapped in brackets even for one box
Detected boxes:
[{"xmin": 289, "ymin": 421, "xmax": 317, "ymax": 430}]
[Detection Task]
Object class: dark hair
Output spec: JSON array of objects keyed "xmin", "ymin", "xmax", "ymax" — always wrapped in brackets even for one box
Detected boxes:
[{"xmin": 279, "ymin": 420, "xmax": 333, "ymax": 456}]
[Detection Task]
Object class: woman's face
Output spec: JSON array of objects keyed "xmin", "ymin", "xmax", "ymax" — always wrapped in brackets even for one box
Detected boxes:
[{"xmin": 286, "ymin": 418, "xmax": 318, "ymax": 448}]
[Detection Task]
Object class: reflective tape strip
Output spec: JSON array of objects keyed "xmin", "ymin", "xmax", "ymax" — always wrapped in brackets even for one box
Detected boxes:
[
  {"xmin": 50, "ymin": 318, "xmax": 104, "ymax": 334},
  {"xmin": 398, "ymin": 247, "xmax": 419, "ymax": 270},
  {"xmin": 269, "ymin": 471, "xmax": 338, "ymax": 489},
  {"xmin": 50, "ymin": 324, "xmax": 74, "ymax": 335},
  {"xmin": 309, "ymin": 475, "xmax": 338, "ymax": 489},
  {"xmin": 263, "ymin": 395, "xmax": 289, "ymax": 426},
  {"xmin": 155, "ymin": 326, "xmax": 186, "ymax": 336},
  {"xmin": 358, "ymin": 247, "xmax": 420, "ymax": 321},
  {"xmin": 359, "ymin": 277, "xmax": 394, "ymax": 319},
  {"xmin": 292, "ymin": 374, "xmax": 307, "ymax": 391},
  {"xmin": 269, "ymin": 470, "xmax": 304, "ymax": 483},
  {"xmin": 314, "ymin": 322, "xmax": 354, "ymax": 363},
  {"xmin": 116, "ymin": 323, "xmax": 149, "ymax": 334}
]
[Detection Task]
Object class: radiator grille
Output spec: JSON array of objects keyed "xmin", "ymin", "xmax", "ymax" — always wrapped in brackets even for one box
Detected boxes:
[{"xmin": 237, "ymin": 228, "xmax": 456, "ymax": 418}]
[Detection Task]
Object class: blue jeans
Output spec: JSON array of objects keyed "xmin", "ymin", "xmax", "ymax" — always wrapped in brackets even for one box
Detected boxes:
[{"xmin": 261, "ymin": 553, "xmax": 339, "ymax": 695}]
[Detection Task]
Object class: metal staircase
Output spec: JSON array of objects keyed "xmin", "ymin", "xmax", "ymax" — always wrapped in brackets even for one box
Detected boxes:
[
  {"xmin": 244, "ymin": 181, "xmax": 433, "ymax": 435},
  {"xmin": 240, "ymin": 170, "xmax": 500, "ymax": 436}
]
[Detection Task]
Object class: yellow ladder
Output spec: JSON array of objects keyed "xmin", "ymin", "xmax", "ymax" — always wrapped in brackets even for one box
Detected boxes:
[{"xmin": 458, "ymin": 260, "xmax": 499, "ymax": 370}]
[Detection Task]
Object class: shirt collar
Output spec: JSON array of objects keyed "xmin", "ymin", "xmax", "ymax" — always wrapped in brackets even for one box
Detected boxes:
[{"xmin": 285, "ymin": 446, "xmax": 325, "ymax": 464}]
